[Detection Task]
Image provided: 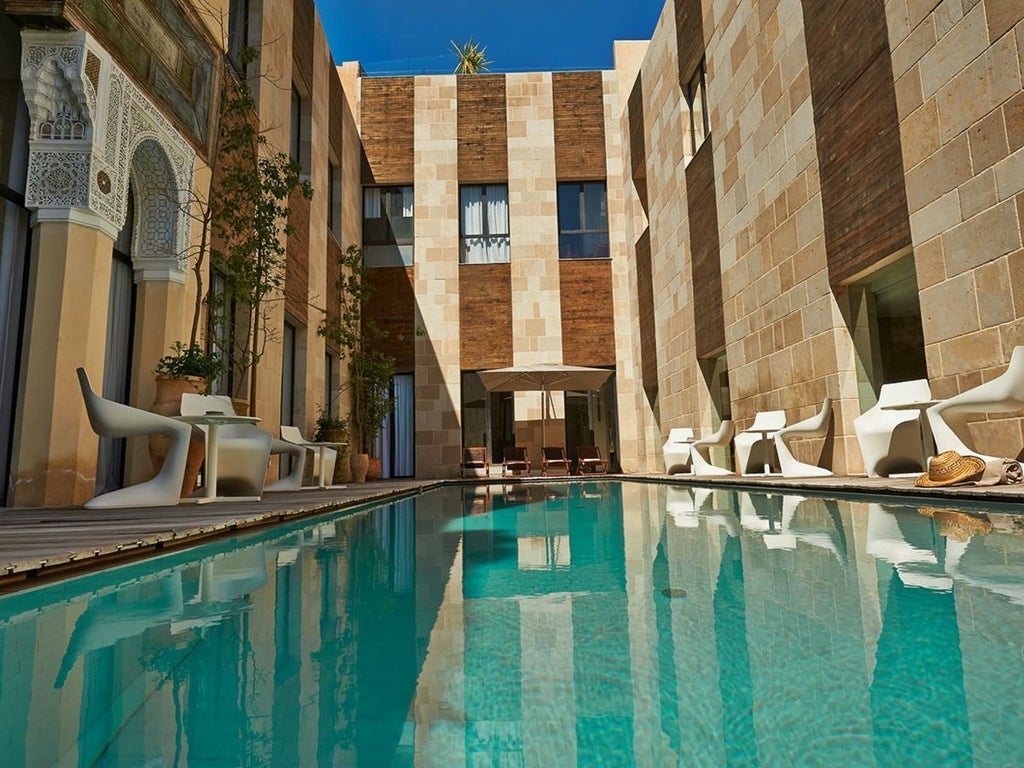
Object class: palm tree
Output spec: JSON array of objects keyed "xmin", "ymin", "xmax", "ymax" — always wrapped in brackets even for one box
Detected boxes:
[{"xmin": 450, "ymin": 38, "xmax": 492, "ymax": 75}]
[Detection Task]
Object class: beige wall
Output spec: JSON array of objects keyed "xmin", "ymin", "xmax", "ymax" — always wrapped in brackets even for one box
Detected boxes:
[
  {"xmin": 413, "ymin": 75, "xmax": 462, "ymax": 478},
  {"xmin": 892, "ymin": 1, "xmax": 1024, "ymax": 455}
]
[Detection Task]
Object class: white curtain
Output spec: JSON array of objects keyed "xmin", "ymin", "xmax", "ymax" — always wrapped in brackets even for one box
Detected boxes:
[
  {"xmin": 462, "ymin": 185, "xmax": 510, "ymax": 264},
  {"xmin": 401, "ymin": 186, "xmax": 414, "ymax": 217},
  {"xmin": 363, "ymin": 187, "xmax": 381, "ymax": 218}
]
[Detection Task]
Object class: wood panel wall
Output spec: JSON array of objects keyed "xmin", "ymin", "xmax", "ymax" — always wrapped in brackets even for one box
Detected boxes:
[
  {"xmin": 674, "ymin": 0, "xmax": 705, "ymax": 86},
  {"xmin": 636, "ymin": 229, "xmax": 658, "ymax": 393},
  {"xmin": 329, "ymin": 63, "xmax": 345, "ymax": 162},
  {"xmin": 291, "ymin": 0, "xmax": 314, "ymax": 93},
  {"xmin": 285, "ymin": 187, "xmax": 310, "ymax": 325},
  {"xmin": 559, "ymin": 260, "xmax": 616, "ymax": 367},
  {"xmin": 552, "ymin": 72, "xmax": 607, "ymax": 181},
  {"xmin": 628, "ymin": 78, "xmax": 648, "ymax": 213},
  {"xmin": 458, "ymin": 75, "xmax": 508, "ymax": 183},
  {"xmin": 324, "ymin": 237, "xmax": 341, "ymax": 355},
  {"xmin": 364, "ymin": 267, "xmax": 416, "ymax": 371},
  {"xmin": 801, "ymin": 0, "xmax": 911, "ymax": 285},
  {"xmin": 360, "ymin": 78, "xmax": 415, "ymax": 184},
  {"xmin": 686, "ymin": 141, "xmax": 726, "ymax": 357},
  {"xmin": 459, "ymin": 264, "xmax": 513, "ymax": 369}
]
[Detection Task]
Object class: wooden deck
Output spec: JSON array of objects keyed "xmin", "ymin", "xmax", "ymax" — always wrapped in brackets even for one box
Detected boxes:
[{"xmin": 1, "ymin": 472, "xmax": 1022, "ymax": 592}]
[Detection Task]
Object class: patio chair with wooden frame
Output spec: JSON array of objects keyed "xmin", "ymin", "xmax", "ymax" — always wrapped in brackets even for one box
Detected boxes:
[
  {"xmin": 502, "ymin": 446, "xmax": 531, "ymax": 477},
  {"xmin": 541, "ymin": 446, "xmax": 571, "ymax": 476},
  {"xmin": 460, "ymin": 446, "xmax": 490, "ymax": 478},
  {"xmin": 575, "ymin": 445, "xmax": 608, "ymax": 475}
]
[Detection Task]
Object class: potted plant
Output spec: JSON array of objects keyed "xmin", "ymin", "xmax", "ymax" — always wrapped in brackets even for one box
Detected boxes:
[
  {"xmin": 313, "ymin": 405, "xmax": 351, "ymax": 483},
  {"xmin": 151, "ymin": 341, "xmax": 225, "ymax": 495},
  {"xmin": 349, "ymin": 350, "xmax": 395, "ymax": 481}
]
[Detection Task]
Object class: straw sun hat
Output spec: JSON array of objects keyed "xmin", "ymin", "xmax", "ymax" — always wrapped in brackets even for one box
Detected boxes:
[{"xmin": 914, "ymin": 450, "xmax": 986, "ymax": 487}]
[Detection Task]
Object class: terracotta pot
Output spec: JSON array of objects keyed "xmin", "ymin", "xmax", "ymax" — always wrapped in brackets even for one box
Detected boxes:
[
  {"xmin": 231, "ymin": 397, "xmax": 250, "ymax": 416},
  {"xmin": 367, "ymin": 456, "xmax": 382, "ymax": 481},
  {"xmin": 350, "ymin": 453, "xmax": 369, "ymax": 483},
  {"xmin": 149, "ymin": 374, "xmax": 207, "ymax": 497}
]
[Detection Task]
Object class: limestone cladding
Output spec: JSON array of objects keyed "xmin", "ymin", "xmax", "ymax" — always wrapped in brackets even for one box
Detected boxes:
[
  {"xmin": 640, "ymin": 4, "xmax": 701, "ymax": 467},
  {"xmin": 622, "ymin": 0, "xmax": 866, "ymax": 472},
  {"xmin": 413, "ymin": 76, "xmax": 462, "ymax": 477},
  {"xmin": 604, "ymin": 69, "xmax": 644, "ymax": 473},
  {"xmin": 891, "ymin": 1, "xmax": 1024, "ymax": 456},
  {"xmin": 506, "ymin": 72, "xmax": 563, "ymax": 455}
]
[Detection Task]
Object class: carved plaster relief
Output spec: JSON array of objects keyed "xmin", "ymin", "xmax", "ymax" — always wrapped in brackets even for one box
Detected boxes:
[{"xmin": 20, "ymin": 30, "xmax": 195, "ymax": 283}]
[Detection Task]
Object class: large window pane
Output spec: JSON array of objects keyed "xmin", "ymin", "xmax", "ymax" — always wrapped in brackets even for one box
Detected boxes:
[
  {"xmin": 557, "ymin": 181, "xmax": 609, "ymax": 259},
  {"xmin": 363, "ymin": 186, "xmax": 415, "ymax": 266},
  {"xmin": 460, "ymin": 184, "xmax": 510, "ymax": 264}
]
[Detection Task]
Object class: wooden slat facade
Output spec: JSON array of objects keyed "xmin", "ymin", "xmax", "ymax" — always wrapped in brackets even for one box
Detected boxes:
[
  {"xmin": 675, "ymin": 0, "xmax": 705, "ymax": 87},
  {"xmin": 364, "ymin": 267, "xmax": 415, "ymax": 371},
  {"xmin": 636, "ymin": 229, "xmax": 658, "ymax": 393},
  {"xmin": 801, "ymin": 0, "xmax": 911, "ymax": 285},
  {"xmin": 686, "ymin": 141, "xmax": 726, "ymax": 357},
  {"xmin": 459, "ymin": 264, "xmax": 513, "ymax": 369},
  {"xmin": 291, "ymin": 0, "xmax": 314, "ymax": 94},
  {"xmin": 552, "ymin": 72, "xmax": 607, "ymax": 181},
  {"xmin": 285, "ymin": 188, "xmax": 310, "ymax": 325},
  {"xmin": 360, "ymin": 77, "xmax": 415, "ymax": 184},
  {"xmin": 457, "ymin": 75, "xmax": 508, "ymax": 183},
  {"xmin": 559, "ymin": 259, "xmax": 616, "ymax": 367},
  {"xmin": 628, "ymin": 78, "xmax": 648, "ymax": 213},
  {"xmin": 328, "ymin": 60, "xmax": 345, "ymax": 162}
]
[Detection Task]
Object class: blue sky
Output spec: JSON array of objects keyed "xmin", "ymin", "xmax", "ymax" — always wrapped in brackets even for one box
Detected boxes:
[{"xmin": 318, "ymin": 0, "xmax": 666, "ymax": 75}]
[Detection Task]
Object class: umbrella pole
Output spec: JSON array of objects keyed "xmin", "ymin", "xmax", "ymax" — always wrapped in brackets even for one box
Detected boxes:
[{"xmin": 541, "ymin": 384, "xmax": 547, "ymax": 448}]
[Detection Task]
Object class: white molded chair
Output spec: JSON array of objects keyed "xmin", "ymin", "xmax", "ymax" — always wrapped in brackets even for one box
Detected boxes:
[
  {"xmin": 690, "ymin": 420, "xmax": 735, "ymax": 475},
  {"xmin": 281, "ymin": 425, "xmax": 338, "ymax": 487},
  {"xmin": 265, "ymin": 438, "xmax": 306, "ymax": 492},
  {"xmin": 775, "ymin": 398, "xmax": 833, "ymax": 477},
  {"xmin": 853, "ymin": 379, "xmax": 931, "ymax": 477},
  {"xmin": 927, "ymin": 346, "xmax": 1024, "ymax": 462},
  {"xmin": 735, "ymin": 411, "xmax": 787, "ymax": 475},
  {"xmin": 77, "ymin": 367, "xmax": 191, "ymax": 508},
  {"xmin": 662, "ymin": 428, "xmax": 695, "ymax": 474},
  {"xmin": 180, "ymin": 394, "xmax": 275, "ymax": 498}
]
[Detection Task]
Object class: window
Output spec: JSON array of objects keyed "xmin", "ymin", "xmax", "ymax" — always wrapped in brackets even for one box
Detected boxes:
[
  {"xmin": 227, "ymin": 0, "xmax": 250, "ymax": 76},
  {"xmin": 290, "ymin": 85, "xmax": 308, "ymax": 173},
  {"xmin": 327, "ymin": 159, "xmax": 340, "ymax": 236},
  {"xmin": 460, "ymin": 184, "xmax": 510, "ymax": 263},
  {"xmin": 557, "ymin": 182, "xmax": 609, "ymax": 259},
  {"xmin": 685, "ymin": 59, "xmax": 709, "ymax": 158},
  {"xmin": 363, "ymin": 186, "xmax": 414, "ymax": 266},
  {"xmin": 325, "ymin": 352, "xmax": 338, "ymax": 416}
]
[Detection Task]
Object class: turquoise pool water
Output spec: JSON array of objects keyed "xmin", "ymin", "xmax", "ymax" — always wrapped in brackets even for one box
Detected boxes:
[{"xmin": 2, "ymin": 481, "xmax": 1024, "ymax": 766}]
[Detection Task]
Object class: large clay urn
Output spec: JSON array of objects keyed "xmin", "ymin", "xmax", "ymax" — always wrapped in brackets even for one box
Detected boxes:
[
  {"xmin": 350, "ymin": 452, "xmax": 369, "ymax": 483},
  {"xmin": 150, "ymin": 374, "xmax": 206, "ymax": 496},
  {"xmin": 366, "ymin": 456, "xmax": 382, "ymax": 481}
]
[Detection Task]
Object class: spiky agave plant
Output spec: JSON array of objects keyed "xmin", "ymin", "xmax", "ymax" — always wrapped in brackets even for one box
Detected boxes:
[{"xmin": 450, "ymin": 37, "xmax": 492, "ymax": 75}]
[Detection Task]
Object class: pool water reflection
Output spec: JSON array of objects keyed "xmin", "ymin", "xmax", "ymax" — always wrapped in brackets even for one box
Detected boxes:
[{"xmin": 2, "ymin": 482, "xmax": 1024, "ymax": 766}]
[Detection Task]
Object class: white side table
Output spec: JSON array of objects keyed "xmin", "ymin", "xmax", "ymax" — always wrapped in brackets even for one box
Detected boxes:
[{"xmin": 175, "ymin": 413, "xmax": 262, "ymax": 503}]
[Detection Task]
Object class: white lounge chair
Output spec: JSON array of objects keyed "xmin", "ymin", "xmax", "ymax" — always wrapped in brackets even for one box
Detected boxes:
[
  {"xmin": 775, "ymin": 398, "xmax": 833, "ymax": 477},
  {"xmin": 280, "ymin": 425, "xmax": 338, "ymax": 488},
  {"xmin": 690, "ymin": 420, "xmax": 735, "ymax": 475},
  {"xmin": 662, "ymin": 428, "xmax": 695, "ymax": 474},
  {"xmin": 735, "ymin": 411, "xmax": 786, "ymax": 475},
  {"xmin": 853, "ymin": 379, "xmax": 932, "ymax": 477},
  {"xmin": 77, "ymin": 367, "xmax": 192, "ymax": 508},
  {"xmin": 180, "ymin": 394, "xmax": 274, "ymax": 498},
  {"xmin": 927, "ymin": 346, "xmax": 1024, "ymax": 462}
]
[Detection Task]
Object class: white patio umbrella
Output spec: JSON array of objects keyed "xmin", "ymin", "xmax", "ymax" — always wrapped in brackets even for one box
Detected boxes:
[{"xmin": 477, "ymin": 363, "xmax": 613, "ymax": 448}]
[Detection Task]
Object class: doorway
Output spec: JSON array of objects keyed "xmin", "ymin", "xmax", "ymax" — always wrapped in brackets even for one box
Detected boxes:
[{"xmin": 96, "ymin": 193, "xmax": 137, "ymax": 494}]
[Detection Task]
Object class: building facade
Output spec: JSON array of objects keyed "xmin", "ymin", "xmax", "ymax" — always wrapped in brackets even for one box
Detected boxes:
[
  {"xmin": 616, "ymin": 0, "xmax": 1024, "ymax": 474},
  {"xmin": 1, "ymin": 0, "xmax": 1023, "ymax": 506}
]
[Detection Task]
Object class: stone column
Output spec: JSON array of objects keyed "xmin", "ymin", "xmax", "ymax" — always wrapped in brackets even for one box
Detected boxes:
[{"xmin": 9, "ymin": 220, "xmax": 115, "ymax": 506}]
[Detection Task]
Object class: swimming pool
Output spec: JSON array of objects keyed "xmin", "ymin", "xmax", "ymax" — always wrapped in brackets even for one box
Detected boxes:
[{"xmin": 1, "ymin": 480, "xmax": 1023, "ymax": 766}]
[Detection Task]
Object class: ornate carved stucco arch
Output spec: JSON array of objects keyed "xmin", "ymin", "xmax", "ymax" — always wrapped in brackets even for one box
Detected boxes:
[{"xmin": 20, "ymin": 30, "xmax": 195, "ymax": 283}]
